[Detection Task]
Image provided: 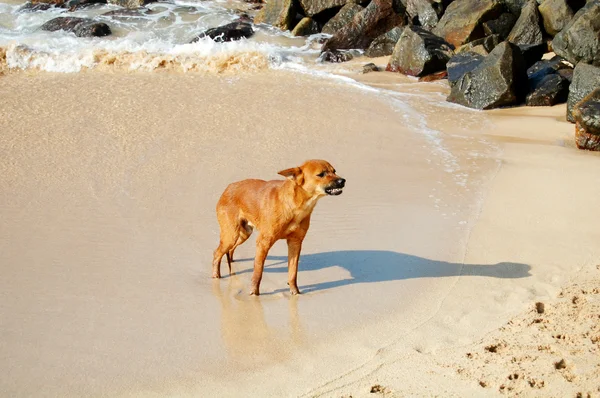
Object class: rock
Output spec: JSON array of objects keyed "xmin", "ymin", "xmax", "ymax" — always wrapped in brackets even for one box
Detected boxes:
[
  {"xmin": 299, "ymin": 0, "xmax": 345, "ymax": 17},
  {"xmin": 447, "ymin": 51, "xmax": 485, "ymax": 83},
  {"xmin": 103, "ymin": 7, "xmax": 148, "ymax": 18},
  {"xmin": 362, "ymin": 62, "xmax": 379, "ymax": 73},
  {"xmin": 482, "ymin": 12, "xmax": 517, "ymax": 40},
  {"xmin": 567, "ymin": 63, "xmax": 600, "ymax": 122},
  {"xmin": 573, "ymin": 88, "xmax": 600, "ymax": 150},
  {"xmin": 291, "ymin": 17, "xmax": 319, "ymax": 36},
  {"xmin": 40, "ymin": 17, "xmax": 111, "ymax": 37},
  {"xmin": 386, "ymin": 25, "xmax": 454, "ymax": 76},
  {"xmin": 321, "ymin": 3, "xmax": 363, "ymax": 35},
  {"xmin": 29, "ymin": 0, "xmax": 67, "ymax": 6},
  {"xmin": 538, "ymin": 0, "xmax": 573, "ymax": 36},
  {"xmin": 447, "ymin": 41, "xmax": 528, "ymax": 109},
  {"xmin": 364, "ymin": 26, "xmax": 403, "ymax": 57},
  {"xmin": 17, "ymin": 2, "xmax": 55, "ymax": 11},
  {"xmin": 432, "ymin": 0, "xmax": 503, "ymax": 48},
  {"xmin": 406, "ymin": 0, "xmax": 442, "ymax": 30},
  {"xmin": 502, "ymin": 0, "xmax": 527, "ymax": 15},
  {"xmin": 517, "ymin": 42, "xmax": 547, "ymax": 69},
  {"xmin": 527, "ymin": 55, "xmax": 570, "ymax": 77},
  {"xmin": 320, "ymin": 49, "xmax": 354, "ymax": 62},
  {"xmin": 507, "ymin": 0, "xmax": 543, "ymax": 45},
  {"xmin": 535, "ymin": 302, "xmax": 545, "ymax": 313},
  {"xmin": 65, "ymin": 0, "xmax": 107, "ymax": 10},
  {"xmin": 190, "ymin": 20, "xmax": 254, "ymax": 42},
  {"xmin": 321, "ymin": 0, "xmax": 405, "ymax": 52},
  {"xmin": 107, "ymin": 0, "xmax": 153, "ymax": 8},
  {"xmin": 552, "ymin": 1, "xmax": 600, "ymax": 66},
  {"xmin": 254, "ymin": 0, "xmax": 296, "ymax": 30},
  {"xmin": 557, "ymin": 68, "xmax": 573, "ymax": 82},
  {"xmin": 526, "ymin": 73, "xmax": 570, "ymax": 106},
  {"xmin": 418, "ymin": 70, "xmax": 448, "ymax": 81},
  {"xmin": 457, "ymin": 34, "xmax": 500, "ymax": 55}
]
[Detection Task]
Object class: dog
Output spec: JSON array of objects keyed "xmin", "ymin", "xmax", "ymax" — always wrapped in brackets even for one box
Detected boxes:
[{"xmin": 212, "ymin": 159, "xmax": 345, "ymax": 296}]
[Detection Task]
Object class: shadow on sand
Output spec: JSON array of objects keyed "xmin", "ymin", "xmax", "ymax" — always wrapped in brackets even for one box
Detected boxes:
[{"xmin": 231, "ymin": 250, "xmax": 531, "ymax": 294}]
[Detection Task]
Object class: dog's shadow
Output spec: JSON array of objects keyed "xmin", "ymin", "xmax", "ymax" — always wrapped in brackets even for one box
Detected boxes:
[{"xmin": 233, "ymin": 250, "xmax": 531, "ymax": 294}]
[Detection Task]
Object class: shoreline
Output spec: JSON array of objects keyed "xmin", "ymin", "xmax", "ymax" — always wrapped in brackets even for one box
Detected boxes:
[{"xmin": 1, "ymin": 68, "xmax": 599, "ymax": 397}]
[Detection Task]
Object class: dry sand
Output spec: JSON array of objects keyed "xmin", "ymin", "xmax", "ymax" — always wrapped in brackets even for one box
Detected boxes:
[{"xmin": 0, "ymin": 69, "xmax": 599, "ymax": 397}]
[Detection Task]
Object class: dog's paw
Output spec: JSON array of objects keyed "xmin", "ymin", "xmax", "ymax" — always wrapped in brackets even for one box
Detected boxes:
[{"xmin": 212, "ymin": 273, "xmax": 221, "ymax": 279}]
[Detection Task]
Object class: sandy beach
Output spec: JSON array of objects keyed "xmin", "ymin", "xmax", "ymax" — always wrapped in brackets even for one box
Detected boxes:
[{"xmin": 1, "ymin": 68, "xmax": 599, "ymax": 397}]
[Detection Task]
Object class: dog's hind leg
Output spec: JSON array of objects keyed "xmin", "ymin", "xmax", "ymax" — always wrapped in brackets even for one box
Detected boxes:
[
  {"xmin": 212, "ymin": 213, "xmax": 240, "ymax": 279},
  {"xmin": 228, "ymin": 220, "xmax": 254, "ymax": 263}
]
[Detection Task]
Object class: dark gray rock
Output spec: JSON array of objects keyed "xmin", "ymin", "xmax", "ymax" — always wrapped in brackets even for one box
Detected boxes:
[
  {"xmin": 364, "ymin": 26, "xmax": 402, "ymax": 57},
  {"xmin": 482, "ymin": 12, "xmax": 517, "ymax": 40},
  {"xmin": 254, "ymin": 0, "xmax": 296, "ymax": 30},
  {"xmin": 386, "ymin": 25, "xmax": 454, "ymax": 76},
  {"xmin": 299, "ymin": 0, "xmax": 346, "ymax": 17},
  {"xmin": 107, "ymin": 0, "xmax": 153, "ymax": 8},
  {"xmin": 507, "ymin": 0, "xmax": 544, "ymax": 45},
  {"xmin": 320, "ymin": 49, "xmax": 355, "ymax": 62},
  {"xmin": 567, "ymin": 63, "xmax": 600, "ymax": 122},
  {"xmin": 321, "ymin": 3, "xmax": 363, "ymax": 35},
  {"xmin": 65, "ymin": 0, "xmax": 107, "ymax": 10},
  {"xmin": 447, "ymin": 41, "xmax": 528, "ymax": 109},
  {"xmin": 573, "ymin": 88, "xmax": 600, "ymax": 150},
  {"xmin": 40, "ymin": 17, "xmax": 111, "ymax": 37},
  {"xmin": 538, "ymin": 0, "xmax": 573, "ymax": 36},
  {"xmin": 501, "ymin": 0, "xmax": 527, "ymax": 15},
  {"xmin": 526, "ymin": 73, "xmax": 570, "ymax": 106},
  {"xmin": 552, "ymin": 0, "xmax": 600, "ymax": 66},
  {"xmin": 362, "ymin": 62, "xmax": 379, "ymax": 73},
  {"xmin": 517, "ymin": 42, "xmax": 548, "ymax": 68},
  {"xmin": 527, "ymin": 55, "xmax": 570, "ymax": 77},
  {"xmin": 406, "ymin": 0, "xmax": 442, "ymax": 30},
  {"xmin": 558, "ymin": 68, "xmax": 573, "ymax": 82},
  {"xmin": 190, "ymin": 20, "xmax": 254, "ymax": 42},
  {"xmin": 17, "ymin": 2, "xmax": 55, "ymax": 11},
  {"xmin": 291, "ymin": 17, "xmax": 319, "ymax": 36},
  {"xmin": 457, "ymin": 34, "xmax": 501, "ymax": 55},
  {"xmin": 447, "ymin": 51, "xmax": 485, "ymax": 83},
  {"xmin": 432, "ymin": 0, "xmax": 503, "ymax": 48},
  {"xmin": 322, "ymin": 0, "xmax": 405, "ymax": 52}
]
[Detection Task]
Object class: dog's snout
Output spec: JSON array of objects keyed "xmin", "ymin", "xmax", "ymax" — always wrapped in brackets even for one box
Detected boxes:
[{"xmin": 336, "ymin": 178, "xmax": 346, "ymax": 187}]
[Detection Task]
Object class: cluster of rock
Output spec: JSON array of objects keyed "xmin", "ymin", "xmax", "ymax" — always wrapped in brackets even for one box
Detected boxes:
[
  {"xmin": 19, "ymin": 0, "xmax": 255, "ymax": 42},
  {"xmin": 254, "ymin": 0, "xmax": 600, "ymax": 150}
]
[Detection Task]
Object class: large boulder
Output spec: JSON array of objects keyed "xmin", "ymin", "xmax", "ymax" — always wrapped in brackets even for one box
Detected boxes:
[
  {"xmin": 321, "ymin": 3, "xmax": 363, "ymax": 35},
  {"xmin": 298, "ymin": 0, "xmax": 345, "ymax": 17},
  {"xmin": 506, "ymin": 0, "xmax": 543, "ymax": 45},
  {"xmin": 190, "ymin": 20, "xmax": 254, "ymax": 43},
  {"xmin": 254, "ymin": 0, "xmax": 296, "ymax": 30},
  {"xmin": 386, "ymin": 25, "xmax": 454, "ymax": 76},
  {"xmin": 291, "ymin": 17, "xmax": 319, "ymax": 36},
  {"xmin": 364, "ymin": 26, "xmax": 403, "ymax": 57},
  {"xmin": 502, "ymin": 0, "xmax": 527, "ymax": 15},
  {"xmin": 552, "ymin": 0, "xmax": 600, "ymax": 67},
  {"xmin": 538, "ymin": 0, "xmax": 573, "ymax": 36},
  {"xmin": 321, "ymin": 0, "xmax": 405, "ymax": 52},
  {"xmin": 447, "ymin": 41, "xmax": 528, "ymax": 109},
  {"xmin": 566, "ymin": 63, "xmax": 600, "ymax": 122},
  {"xmin": 457, "ymin": 34, "xmax": 500, "ymax": 55},
  {"xmin": 40, "ymin": 17, "xmax": 111, "ymax": 37},
  {"xmin": 482, "ymin": 12, "xmax": 517, "ymax": 40},
  {"xmin": 432, "ymin": 0, "xmax": 503, "ymax": 48},
  {"xmin": 446, "ymin": 51, "xmax": 485, "ymax": 83},
  {"xmin": 517, "ymin": 42, "xmax": 547, "ymax": 68},
  {"xmin": 573, "ymin": 88, "xmax": 600, "ymax": 151},
  {"xmin": 525, "ymin": 73, "xmax": 570, "ymax": 106},
  {"xmin": 17, "ymin": 2, "xmax": 56, "ymax": 11},
  {"xmin": 406, "ymin": 0, "xmax": 442, "ymax": 30}
]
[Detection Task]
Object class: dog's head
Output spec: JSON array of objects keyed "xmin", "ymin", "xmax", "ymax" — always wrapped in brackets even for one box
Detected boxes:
[{"xmin": 278, "ymin": 159, "xmax": 346, "ymax": 197}]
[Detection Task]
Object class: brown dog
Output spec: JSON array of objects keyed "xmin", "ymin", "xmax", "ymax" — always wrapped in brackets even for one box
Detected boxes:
[{"xmin": 212, "ymin": 159, "xmax": 346, "ymax": 295}]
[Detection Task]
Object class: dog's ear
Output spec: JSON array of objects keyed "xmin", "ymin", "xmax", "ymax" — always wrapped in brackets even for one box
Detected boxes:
[{"xmin": 278, "ymin": 167, "xmax": 303, "ymax": 184}]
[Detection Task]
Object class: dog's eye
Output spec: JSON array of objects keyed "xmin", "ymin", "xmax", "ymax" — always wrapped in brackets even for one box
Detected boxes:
[{"xmin": 317, "ymin": 171, "xmax": 326, "ymax": 178}]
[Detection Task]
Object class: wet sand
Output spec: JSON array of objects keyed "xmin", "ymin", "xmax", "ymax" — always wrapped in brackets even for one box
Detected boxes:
[{"xmin": 1, "ymin": 69, "xmax": 599, "ymax": 397}]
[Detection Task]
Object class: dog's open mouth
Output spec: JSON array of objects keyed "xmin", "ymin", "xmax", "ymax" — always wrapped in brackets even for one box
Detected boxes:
[{"xmin": 325, "ymin": 187, "xmax": 344, "ymax": 196}]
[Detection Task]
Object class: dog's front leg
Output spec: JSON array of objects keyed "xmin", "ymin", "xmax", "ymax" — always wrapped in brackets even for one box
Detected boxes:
[
  {"xmin": 287, "ymin": 238, "xmax": 302, "ymax": 295},
  {"xmin": 250, "ymin": 235, "xmax": 275, "ymax": 296}
]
